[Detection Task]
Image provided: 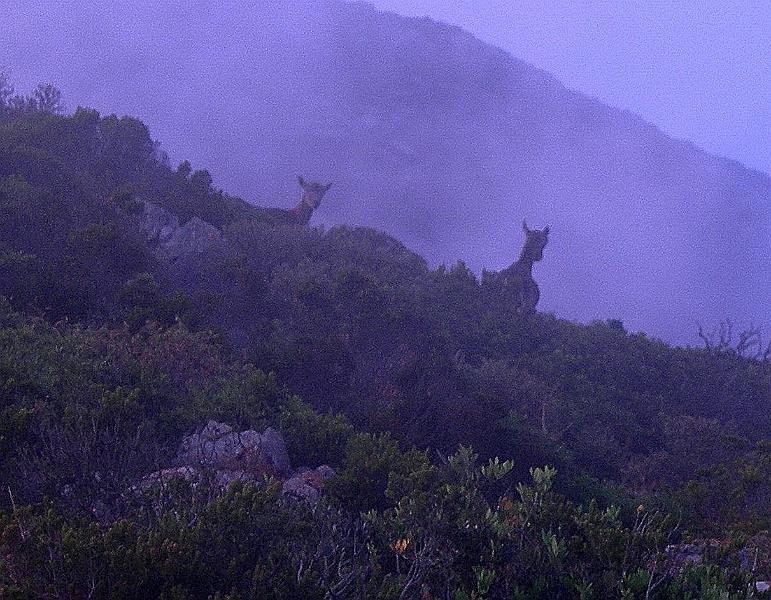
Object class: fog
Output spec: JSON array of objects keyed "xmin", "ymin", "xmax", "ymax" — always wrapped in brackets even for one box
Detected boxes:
[
  {"xmin": 370, "ymin": 0, "xmax": 771, "ymax": 176},
  {"xmin": 3, "ymin": 0, "xmax": 770, "ymax": 344}
]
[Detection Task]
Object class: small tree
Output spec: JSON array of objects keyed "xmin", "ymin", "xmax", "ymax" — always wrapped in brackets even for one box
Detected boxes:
[
  {"xmin": 31, "ymin": 83, "xmax": 63, "ymax": 113},
  {"xmin": 191, "ymin": 169, "xmax": 213, "ymax": 193},
  {"xmin": 0, "ymin": 72, "xmax": 13, "ymax": 111},
  {"xmin": 697, "ymin": 319, "xmax": 771, "ymax": 361}
]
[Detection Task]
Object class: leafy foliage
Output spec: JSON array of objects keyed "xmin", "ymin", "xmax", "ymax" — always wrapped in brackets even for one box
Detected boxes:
[
  {"xmin": 1, "ymin": 451, "xmax": 759, "ymax": 598},
  {"xmin": 0, "ymin": 88, "xmax": 768, "ymax": 596}
]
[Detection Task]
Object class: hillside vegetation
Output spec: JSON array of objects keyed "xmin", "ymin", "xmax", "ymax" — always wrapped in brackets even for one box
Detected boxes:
[
  {"xmin": 0, "ymin": 86, "xmax": 769, "ymax": 598},
  {"xmin": 4, "ymin": 0, "xmax": 770, "ymax": 342}
]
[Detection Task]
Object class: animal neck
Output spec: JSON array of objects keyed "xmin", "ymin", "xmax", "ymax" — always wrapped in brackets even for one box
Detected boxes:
[
  {"xmin": 291, "ymin": 198, "xmax": 314, "ymax": 224},
  {"xmin": 514, "ymin": 247, "xmax": 538, "ymax": 275},
  {"xmin": 512, "ymin": 256, "xmax": 533, "ymax": 276}
]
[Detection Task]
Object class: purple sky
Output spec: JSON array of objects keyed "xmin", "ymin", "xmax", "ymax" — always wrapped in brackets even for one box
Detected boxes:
[{"xmin": 370, "ymin": 0, "xmax": 771, "ymax": 176}]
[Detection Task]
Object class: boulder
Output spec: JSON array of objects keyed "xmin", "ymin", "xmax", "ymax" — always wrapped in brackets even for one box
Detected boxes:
[
  {"xmin": 135, "ymin": 465, "xmax": 261, "ymax": 496},
  {"xmin": 138, "ymin": 201, "xmax": 223, "ymax": 262},
  {"xmin": 212, "ymin": 469, "xmax": 255, "ymax": 489},
  {"xmin": 664, "ymin": 540, "xmax": 769, "ymax": 583},
  {"xmin": 259, "ymin": 427, "xmax": 292, "ymax": 474},
  {"xmin": 140, "ymin": 200, "xmax": 180, "ymax": 244},
  {"xmin": 282, "ymin": 476, "xmax": 321, "ymax": 503},
  {"xmin": 135, "ymin": 466, "xmax": 201, "ymax": 492},
  {"xmin": 665, "ymin": 543, "xmax": 706, "ymax": 568},
  {"xmin": 315, "ymin": 464, "xmax": 335, "ymax": 481},
  {"xmin": 174, "ymin": 420, "xmax": 291, "ymax": 476},
  {"xmin": 135, "ymin": 421, "xmax": 333, "ymax": 504},
  {"xmin": 281, "ymin": 465, "xmax": 335, "ymax": 503},
  {"xmin": 162, "ymin": 216, "xmax": 223, "ymax": 263}
]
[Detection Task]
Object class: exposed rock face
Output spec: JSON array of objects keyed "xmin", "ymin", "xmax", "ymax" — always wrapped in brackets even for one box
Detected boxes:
[
  {"xmin": 665, "ymin": 543, "xmax": 709, "ymax": 569},
  {"xmin": 664, "ymin": 540, "xmax": 770, "ymax": 589},
  {"xmin": 134, "ymin": 466, "xmax": 200, "ymax": 493},
  {"xmin": 282, "ymin": 465, "xmax": 336, "ymax": 503},
  {"xmin": 282, "ymin": 476, "xmax": 320, "ymax": 503},
  {"xmin": 258, "ymin": 428, "xmax": 293, "ymax": 474},
  {"xmin": 174, "ymin": 420, "xmax": 291, "ymax": 475},
  {"xmin": 315, "ymin": 464, "xmax": 335, "ymax": 481},
  {"xmin": 139, "ymin": 200, "xmax": 223, "ymax": 262},
  {"xmin": 137, "ymin": 421, "xmax": 333, "ymax": 502},
  {"xmin": 140, "ymin": 200, "xmax": 180, "ymax": 245}
]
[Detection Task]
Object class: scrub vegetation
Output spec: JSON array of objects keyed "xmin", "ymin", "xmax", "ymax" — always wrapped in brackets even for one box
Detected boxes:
[{"xmin": 0, "ymin": 82, "xmax": 768, "ymax": 598}]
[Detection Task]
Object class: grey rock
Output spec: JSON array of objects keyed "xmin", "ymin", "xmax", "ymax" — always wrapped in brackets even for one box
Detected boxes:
[
  {"xmin": 174, "ymin": 421, "xmax": 291, "ymax": 476},
  {"xmin": 315, "ymin": 464, "xmax": 335, "ymax": 481},
  {"xmin": 282, "ymin": 476, "xmax": 321, "ymax": 503},
  {"xmin": 159, "ymin": 225, "xmax": 175, "ymax": 244},
  {"xmin": 281, "ymin": 465, "xmax": 335, "ymax": 503},
  {"xmin": 756, "ymin": 581, "xmax": 770, "ymax": 593},
  {"xmin": 140, "ymin": 200, "xmax": 179, "ymax": 243},
  {"xmin": 135, "ymin": 466, "xmax": 201, "ymax": 492},
  {"xmin": 175, "ymin": 420, "xmax": 235, "ymax": 467},
  {"xmin": 213, "ymin": 469, "xmax": 256, "ymax": 489},
  {"xmin": 665, "ymin": 543, "xmax": 706, "ymax": 567},
  {"xmin": 162, "ymin": 216, "xmax": 223, "ymax": 263},
  {"xmin": 201, "ymin": 420, "xmax": 234, "ymax": 440},
  {"xmin": 139, "ymin": 201, "xmax": 223, "ymax": 263},
  {"xmin": 260, "ymin": 427, "xmax": 291, "ymax": 474},
  {"xmin": 135, "ymin": 465, "xmax": 259, "ymax": 495},
  {"xmin": 135, "ymin": 421, "xmax": 338, "ymax": 506}
]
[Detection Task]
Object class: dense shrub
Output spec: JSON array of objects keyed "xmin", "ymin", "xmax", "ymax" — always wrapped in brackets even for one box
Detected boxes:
[{"xmin": 0, "ymin": 97, "xmax": 768, "ymax": 596}]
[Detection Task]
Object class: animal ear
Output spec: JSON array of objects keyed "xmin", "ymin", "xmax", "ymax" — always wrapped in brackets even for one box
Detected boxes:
[
  {"xmin": 522, "ymin": 220, "xmax": 529, "ymax": 233},
  {"xmin": 543, "ymin": 225, "xmax": 550, "ymax": 235},
  {"xmin": 297, "ymin": 175, "xmax": 306, "ymax": 187},
  {"xmin": 324, "ymin": 182, "xmax": 333, "ymax": 192}
]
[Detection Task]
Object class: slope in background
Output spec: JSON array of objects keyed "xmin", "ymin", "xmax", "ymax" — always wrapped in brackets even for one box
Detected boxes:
[{"xmin": 3, "ymin": 0, "xmax": 770, "ymax": 343}]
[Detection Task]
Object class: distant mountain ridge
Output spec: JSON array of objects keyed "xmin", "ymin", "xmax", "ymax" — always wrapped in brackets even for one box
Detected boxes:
[{"xmin": 3, "ymin": 0, "xmax": 770, "ymax": 342}]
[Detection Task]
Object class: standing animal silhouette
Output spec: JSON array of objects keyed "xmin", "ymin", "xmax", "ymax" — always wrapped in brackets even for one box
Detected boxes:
[
  {"xmin": 487, "ymin": 221, "xmax": 550, "ymax": 314},
  {"xmin": 260, "ymin": 176, "xmax": 333, "ymax": 225}
]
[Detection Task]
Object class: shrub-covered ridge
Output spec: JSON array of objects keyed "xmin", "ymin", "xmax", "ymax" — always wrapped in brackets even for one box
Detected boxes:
[{"xmin": 0, "ymin": 91, "xmax": 769, "ymax": 597}]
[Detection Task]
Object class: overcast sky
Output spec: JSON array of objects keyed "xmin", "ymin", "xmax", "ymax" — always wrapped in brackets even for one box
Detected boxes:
[{"xmin": 370, "ymin": 0, "xmax": 770, "ymax": 175}]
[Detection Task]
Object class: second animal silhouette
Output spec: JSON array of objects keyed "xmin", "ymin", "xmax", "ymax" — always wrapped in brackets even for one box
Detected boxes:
[
  {"xmin": 259, "ymin": 176, "xmax": 332, "ymax": 226},
  {"xmin": 484, "ymin": 221, "xmax": 550, "ymax": 314}
]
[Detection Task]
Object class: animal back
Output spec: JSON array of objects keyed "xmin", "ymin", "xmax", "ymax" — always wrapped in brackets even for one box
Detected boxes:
[
  {"xmin": 484, "ymin": 266, "xmax": 540, "ymax": 313},
  {"xmin": 254, "ymin": 206, "xmax": 303, "ymax": 226}
]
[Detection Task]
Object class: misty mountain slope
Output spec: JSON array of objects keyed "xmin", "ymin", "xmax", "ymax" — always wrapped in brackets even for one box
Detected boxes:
[
  {"xmin": 1, "ymin": 104, "xmax": 769, "ymax": 470},
  {"xmin": 3, "ymin": 0, "xmax": 770, "ymax": 342}
]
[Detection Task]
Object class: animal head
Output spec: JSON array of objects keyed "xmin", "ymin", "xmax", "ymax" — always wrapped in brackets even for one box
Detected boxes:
[
  {"xmin": 522, "ymin": 220, "xmax": 550, "ymax": 261},
  {"xmin": 298, "ymin": 176, "xmax": 333, "ymax": 209}
]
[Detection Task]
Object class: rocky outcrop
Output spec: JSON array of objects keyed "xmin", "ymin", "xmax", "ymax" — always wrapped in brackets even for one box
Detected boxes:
[
  {"xmin": 664, "ymin": 540, "xmax": 753, "ymax": 572},
  {"xmin": 137, "ymin": 420, "xmax": 333, "ymax": 502},
  {"xmin": 174, "ymin": 420, "xmax": 291, "ymax": 475},
  {"xmin": 139, "ymin": 200, "xmax": 223, "ymax": 262},
  {"xmin": 140, "ymin": 200, "xmax": 179, "ymax": 245},
  {"xmin": 134, "ymin": 466, "xmax": 200, "ymax": 492},
  {"xmin": 282, "ymin": 465, "xmax": 336, "ymax": 503},
  {"xmin": 664, "ymin": 540, "xmax": 770, "ymax": 592}
]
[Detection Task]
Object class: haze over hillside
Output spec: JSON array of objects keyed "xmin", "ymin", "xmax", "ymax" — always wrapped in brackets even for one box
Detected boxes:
[{"xmin": 4, "ymin": 0, "xmax": 770, "ymax": 343}]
